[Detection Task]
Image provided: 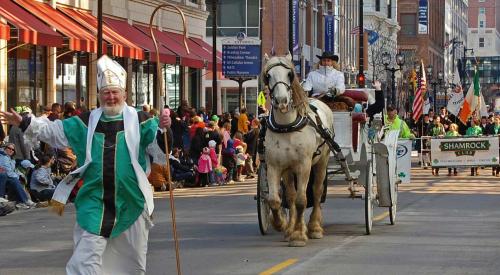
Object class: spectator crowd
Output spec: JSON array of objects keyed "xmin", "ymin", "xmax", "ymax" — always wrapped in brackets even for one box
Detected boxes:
[{"xmin": 0, "ymin": 99, "xmax": 266, "ymax": 217}]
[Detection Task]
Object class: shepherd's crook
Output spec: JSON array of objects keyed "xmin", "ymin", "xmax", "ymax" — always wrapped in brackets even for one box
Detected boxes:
[{"xmin": 149, "ymin": 5, "xmax": 189, "ymax": 275}]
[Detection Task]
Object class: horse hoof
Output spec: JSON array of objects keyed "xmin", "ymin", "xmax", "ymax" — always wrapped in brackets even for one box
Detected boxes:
[
  {"xmin": 272, "ymin": 221, "xmax": 287, "ymax": 232},
  {"xmin": 288, "ymin": 240, "xmax": 307, "ymax": 247},
  {"xmin": 309, "ymin": 231, "xmax": 323, "ymax": 239}
]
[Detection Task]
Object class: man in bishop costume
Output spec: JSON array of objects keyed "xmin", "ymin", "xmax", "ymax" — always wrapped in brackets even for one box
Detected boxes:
[{"xmin": 0, "ymin": 55, "xmax": 172, "ymax": 274}]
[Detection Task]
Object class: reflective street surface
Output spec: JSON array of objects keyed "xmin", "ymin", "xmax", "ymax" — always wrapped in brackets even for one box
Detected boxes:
[{"xmin": 1, "ymin": 166, "xmax": 500, "ymax": 275}]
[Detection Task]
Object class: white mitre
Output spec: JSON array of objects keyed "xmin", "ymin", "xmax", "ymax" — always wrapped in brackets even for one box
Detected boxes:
[{"xmin": 97, "ymin": 55, "xmax": 126, "ymax": 92}]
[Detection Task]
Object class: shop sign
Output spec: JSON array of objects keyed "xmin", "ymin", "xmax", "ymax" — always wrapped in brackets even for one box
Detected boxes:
[
  {"xmin": 222, "ymin": 36, "xmax": 261, "ymax": 78},
  {"xmin": 431, "ymin": 137, "xmax": 499, "ymax": 167}
]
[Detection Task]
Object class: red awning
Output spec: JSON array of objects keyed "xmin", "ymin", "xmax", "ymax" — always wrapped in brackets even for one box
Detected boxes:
[
  {"xmin": 166, "ymin": 32, "xmax": 222, "ymax": 71},
  {"xmin": 14, "ymin": 0, "xmax": 99, "ymax": 52},
  {"xmin": 0, "ymin": 23, "xmax": 10, "ymax": 40},
  {"xmin": 190, "ymin": 37, "xmax": 223, "ymax": 60},
  {"xmin": 0, "ymin": 0, "xmax": 63, "ymax": 47},
  {"xmin": 135, "ymin": 25, "xmax": 205, "ymax": 69},
  {"xmin": 103, "ymin": 17, "xmax": 176, "ymax": 64},
  {"xmin": 59, "ymin": 7, "xmax": 143, "ymax": 60}
]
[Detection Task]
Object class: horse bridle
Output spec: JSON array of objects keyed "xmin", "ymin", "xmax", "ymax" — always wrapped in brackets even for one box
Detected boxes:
[{"xmin": 264, "ymin": 62, "xmax": 294, "ymax": 108}]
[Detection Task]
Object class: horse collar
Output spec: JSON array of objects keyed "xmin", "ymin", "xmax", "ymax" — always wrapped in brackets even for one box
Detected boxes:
[{"xmin": 266, "ymin": 110, "xmax": 309, "ymax": 133}]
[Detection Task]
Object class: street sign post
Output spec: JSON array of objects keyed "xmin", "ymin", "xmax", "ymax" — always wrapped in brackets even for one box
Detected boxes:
[{"xmin": 222, "ymin": 35, "xmax": 261, "ymax": 109}]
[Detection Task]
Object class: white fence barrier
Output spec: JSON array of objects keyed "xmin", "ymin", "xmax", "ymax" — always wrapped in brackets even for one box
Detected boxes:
[{"xmin": 396, "ymin": 139, "xmax": 412, "ymax": 183}]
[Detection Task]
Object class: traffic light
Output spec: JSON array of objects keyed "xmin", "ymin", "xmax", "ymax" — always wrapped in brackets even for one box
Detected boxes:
[{"xmin": 357, "ymin": 72, "xmax": 365, "ymax": 88}]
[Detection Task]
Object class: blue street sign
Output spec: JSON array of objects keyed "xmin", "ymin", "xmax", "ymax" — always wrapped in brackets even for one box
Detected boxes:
[{"xmin": 222, "ymin": 43, "xmax": 261, "ymax": 77}]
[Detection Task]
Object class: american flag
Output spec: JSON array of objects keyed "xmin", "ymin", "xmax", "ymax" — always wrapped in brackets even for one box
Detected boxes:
[
  {"xmin": 350, "ymin": 26, "xmax": 362, "ymax": 35},
  {"xmin": 412, "ymin": 61, "xmax": 427, "ymax": 121}
]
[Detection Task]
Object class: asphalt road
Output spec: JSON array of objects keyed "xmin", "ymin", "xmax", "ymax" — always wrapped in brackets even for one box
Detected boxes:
[{"xmin": 1, "ymin": 167, "xmax": 499, "ymax": 275}]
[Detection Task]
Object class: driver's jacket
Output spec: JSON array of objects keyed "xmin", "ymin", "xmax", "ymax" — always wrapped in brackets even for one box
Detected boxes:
[{"xmin": 302, "ymin": 66, "xmax": 345, "ymax": 97}]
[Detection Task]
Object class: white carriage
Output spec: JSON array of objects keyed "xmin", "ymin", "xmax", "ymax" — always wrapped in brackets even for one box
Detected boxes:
[{"xmin": 256, "ymin": 88, "xmax": 401, "ymax": 235}]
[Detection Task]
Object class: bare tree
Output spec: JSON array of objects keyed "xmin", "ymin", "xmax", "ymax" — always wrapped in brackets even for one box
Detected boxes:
[{"xmin": 366, "ymin": 20, "xmax": 396, "ymax": 83}]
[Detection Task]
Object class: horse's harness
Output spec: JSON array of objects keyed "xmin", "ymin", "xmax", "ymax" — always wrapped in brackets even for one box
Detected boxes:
[
  {"xmin": 259, "ymin": 62, "xmax": 352, "ymax": 180},
  {"xmin": 264, "ymin": 61, "xmax": 295, "ymax": 109}
]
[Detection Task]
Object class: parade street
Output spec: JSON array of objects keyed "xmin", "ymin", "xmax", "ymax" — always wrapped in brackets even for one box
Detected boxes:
[{"xmin": 1, "ymin": 166, "xmax": 500, "ymax": 275}]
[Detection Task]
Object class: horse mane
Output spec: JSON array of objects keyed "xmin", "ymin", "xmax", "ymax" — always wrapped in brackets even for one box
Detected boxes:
[{"xmin": 262, "ymin": 56, "xmax": 309, "ymax": 116}]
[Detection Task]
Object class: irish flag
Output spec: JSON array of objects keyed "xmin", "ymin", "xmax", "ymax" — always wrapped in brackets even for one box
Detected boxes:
[{"xmin": 458, "ymin": 69, "xmax": 482, "ymax": 124}]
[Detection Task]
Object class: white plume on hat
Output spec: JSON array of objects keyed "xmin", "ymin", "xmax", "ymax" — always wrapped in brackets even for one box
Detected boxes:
[{"xmin": 97, "ymin": 55, "xmax": 126, "ymax": 92}]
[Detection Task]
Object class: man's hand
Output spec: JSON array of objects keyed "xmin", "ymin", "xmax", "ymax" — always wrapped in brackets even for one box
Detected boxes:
[
  {"xmin": 0, "ymin": 108, "xmax": 22, "ymax": 126},
  {"xmin": 373, "ymin": 80, "xmax": 382, "ymax": 91},
  {"xmin": 159, "ymin": 108, "xmax": 172, "ymax": 129}
]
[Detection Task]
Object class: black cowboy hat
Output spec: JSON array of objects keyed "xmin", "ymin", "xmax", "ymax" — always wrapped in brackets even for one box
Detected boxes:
[{"xmin": 316, "ymin": 51, "xmax": 339, "ymax": 61}]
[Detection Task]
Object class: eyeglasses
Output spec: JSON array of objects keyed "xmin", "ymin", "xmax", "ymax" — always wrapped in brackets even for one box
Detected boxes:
[{"xmin": 5, "ymin": 147, "xmax": 15, "ymax": 151}]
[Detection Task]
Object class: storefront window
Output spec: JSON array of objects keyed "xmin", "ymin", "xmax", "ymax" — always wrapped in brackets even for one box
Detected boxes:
[
  {"xmin": 7, "ymin": 44, "xmax": 46, "ymax": 114},
  {"xmin": 223, "ymin": 87, "xmax": 240, "ymax": 113},
  {"xmin": 131, "ymin": 60, "xmax": 154, "ymax": 108},
  {"xmin": 163, "ymin": 64, "xmax": 181, "ymax": 109},
  {"xmin": 78, "ymin": 53, "xmax": 88, "ymax": 108},
  {"xmin": 245, "ymin": 87, "xmax": 257, "ymax": 116},
  {"xmin": 55, "ymin": 52, "xmax": 88, "ymax": 108}
]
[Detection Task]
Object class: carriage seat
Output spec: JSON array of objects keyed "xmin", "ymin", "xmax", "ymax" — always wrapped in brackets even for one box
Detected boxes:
[
  {"xmin": 342, "ymin": 89, "xmax": 369, "ymax": 103},
  {"xmin": 319, "ymin": 89, "xmax": 369, "ymax": 112},
  {"xmin": 351, "ymin": 113, "xmax": 367, "ymax": 153}
]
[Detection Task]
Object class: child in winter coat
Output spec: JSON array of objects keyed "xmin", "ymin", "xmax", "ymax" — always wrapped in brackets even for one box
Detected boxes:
[
  {"xmin": 197, "ymin": 147, "xmax": 212, "ymax": 187},
  {"xmin": 235, "ymin": 145, "xmax": 247, "ymax": 182},
  {"xmin": 208, "ymin": 140, "xmax": 219, "ymax": 185},
  {"xmin": 222, "ymin": 139, "xmax": 237, "ymax": 184}
]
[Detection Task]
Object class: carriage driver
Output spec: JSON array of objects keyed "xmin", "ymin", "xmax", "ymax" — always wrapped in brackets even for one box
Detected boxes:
[{"xmin": 302, "ymin": 51, "xmax": 346, "ymax": 98}]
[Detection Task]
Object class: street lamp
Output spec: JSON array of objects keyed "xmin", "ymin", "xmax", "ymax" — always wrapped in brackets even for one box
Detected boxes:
[
  {"xmin": 437, "ymin": 71, "xmax": 445, "ymax": 106},
  {"xmin": 382, "ymin": 51, "xmax": 405, "ymax": 106},
  {"xmin": 427, "ymin": 66, "xmax": 444, "ymax": 112}
]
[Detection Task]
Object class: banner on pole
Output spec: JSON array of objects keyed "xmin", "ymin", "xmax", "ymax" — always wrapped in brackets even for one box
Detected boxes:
[
  {"xmin": 324, "ymin": 15, "xmax": 334, "ymax": 52},
  {"xmin": 418, "ymin": 0, "xmax": 428, "ymax": 34},
  {"xmin": 292, "ymin": 0, "xmax": 299, "ymax": 54},
  {"xmin": 430, "ymin": 137, "xmax": 499, "ymax": 167},
  {"xmin": 397, "ymin": 139, "xmax": 412, "ymax": 183}
]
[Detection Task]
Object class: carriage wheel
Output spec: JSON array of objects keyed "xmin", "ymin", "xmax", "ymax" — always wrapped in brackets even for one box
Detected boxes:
[
  {"xmin": 360, "ymin": 144, "xmax": 374, "ymax": 235},
  {"xmin": 389, "ymin": 181, "xmax": 398, "ymax": 225},
  {"xmin": 364, "ymin": 162, "xmax": 374, "ymax": 235},
  {"xmin": 257, "ymin": 163, "xmax": 271, "ymax": 235}
]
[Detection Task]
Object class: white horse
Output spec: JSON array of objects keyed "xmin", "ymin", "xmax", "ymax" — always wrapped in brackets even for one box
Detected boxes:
[{"xmin": 263, "ymin": 53, "xmax": 334, "ymax": 247}]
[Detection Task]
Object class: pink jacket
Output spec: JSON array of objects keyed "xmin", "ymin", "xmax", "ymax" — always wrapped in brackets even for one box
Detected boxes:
[
  {"xmin": 197, "ymin": 154, "xmax": 212, "ymax": 173},
  {"xmin": 209, "ymin": 148, "xmax": 218, "ymax": 167}
]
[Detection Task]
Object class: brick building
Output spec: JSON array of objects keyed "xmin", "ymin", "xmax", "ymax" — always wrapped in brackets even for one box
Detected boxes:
[{"xmin": 397, "ymin": 0, "xmax": 445, "ymax": 76}]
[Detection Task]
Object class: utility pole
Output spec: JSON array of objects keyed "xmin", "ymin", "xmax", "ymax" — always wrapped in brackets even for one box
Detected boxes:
[
  {"xmin": 357, "ymin": 0, "xmax": 365, "ymax": 88},
  {"xmin": 97, "ymin": 0, "xmax": 103, "ymax": 58},
  {"xmin": 212, "ymin": 0, "xmax": 219, "ymax": 114},
  {"xmin": 289, "ymin": 0, "xmax": 294, "ymax": 54}
]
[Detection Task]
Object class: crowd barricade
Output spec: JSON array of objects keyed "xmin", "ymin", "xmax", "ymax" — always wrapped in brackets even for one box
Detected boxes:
[
  {"xmin": 418, "ymin": 136, "xmax": 432, "ymax": 168},
  {"xmin": 420, "ymin": 135, "xmax": 500, "ymax": 168}
]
